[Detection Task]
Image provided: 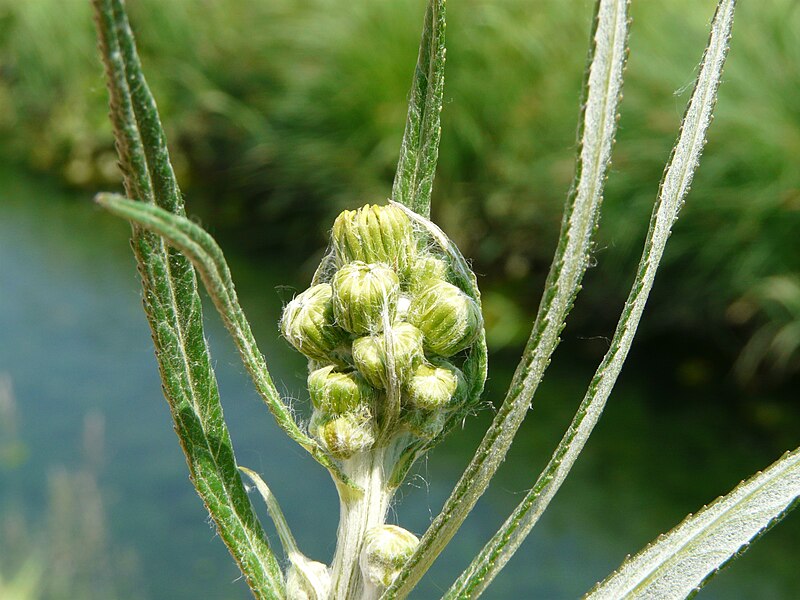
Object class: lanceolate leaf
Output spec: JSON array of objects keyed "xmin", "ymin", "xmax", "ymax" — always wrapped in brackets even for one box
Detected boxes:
[
  {"xmin": 239, "ymin": 467, "xmax": 302, "ymax": 560},
  {"xmin": 392, "ymin": 0, "xmax": 446, "ymax": 218},
  {"xmin": 444, "ymin": 1, "xmax": 735, "ymax": 597},
  {"xmin": 382, "ymin": 1, "xmax": 630, "ymax": 596},
  {"xmin": 91, "ymin": 1, "xmax": 284, "ymax": 597},
  {"xmin": 586, "ymin": 447, "xmax": 800, "ymax": 600},
  {"xmin": 95, "ymin": 193, "xmax": 359, "ymax": 490}
]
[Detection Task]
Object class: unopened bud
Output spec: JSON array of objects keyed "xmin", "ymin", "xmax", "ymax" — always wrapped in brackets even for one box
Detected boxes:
[
  {"xmin": 396, "ymin": 294, "xmax": 412, "ymax": 321},
  {"xmin": 408, "ymin": 254, "xmax": 450, "ymax": 292},
  {"xmin": 352, "ymin": 322, "xmax": 423, "ymax": 389},
  {"xmin": 312, "ymin": 410, "xmax": 376, "ymax": 459},
  {"xmin": 407, "ymin": 280, "xmax": 482, "ymax": 357},
  {"xmin": 360, "ymin": 525, "xmax": 419, "ymax": 589},
  {"xmin": 405, "ymin": 360, "xmax": 462, "ymax": 412},
  {"xmin": 332, "ymin": 204, "xmax": 415, "ymax": 275},
  {"xmin": 286, "ymin": 559, "xmax": 330, "ymax": 600},
  {"xmin": 332, "ymin": 261, "xmax": 400, "ymax": 334},
  {"xmin": 280, "ymin": 284, "xmax": 347, "ymax": 363},
  {"xmin": 308, "ymin": 366, "xmax": 375, "ymax": 415},
  {"xmin": 404, "ymin": 408, "xmax": 447, "ymax": 440}
]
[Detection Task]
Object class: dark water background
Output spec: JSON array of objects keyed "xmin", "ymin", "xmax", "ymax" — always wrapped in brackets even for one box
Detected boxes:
[{"xmin": 1, "ymin": 166, "xmax": 797, "ymax": 599}]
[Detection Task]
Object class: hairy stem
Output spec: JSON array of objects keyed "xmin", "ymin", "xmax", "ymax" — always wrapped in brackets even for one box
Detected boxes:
[{"xmin": 331, "ymin": 440, "xmax": 408, "ymax": 600}]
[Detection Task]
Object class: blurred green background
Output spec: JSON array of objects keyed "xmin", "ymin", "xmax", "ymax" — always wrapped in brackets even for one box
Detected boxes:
[{"xmin": 0, "ymin": 0, "xmax": 798, "ymax": 598}]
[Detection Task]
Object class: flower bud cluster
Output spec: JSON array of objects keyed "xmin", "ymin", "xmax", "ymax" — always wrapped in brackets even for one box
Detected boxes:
[{"xmin": 280, "ymin": 203, "xmax": 483, "ymax": 457}]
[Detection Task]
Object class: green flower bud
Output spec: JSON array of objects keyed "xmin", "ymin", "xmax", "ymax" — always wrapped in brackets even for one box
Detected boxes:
[
  {"xmin": 332, "ymin": 261, "xmax": 400, "ymax": 334},
  {"xmin": 312, "ymin": 410, "xmax": 375, "ymax": 459},
  {"xmin": 396, "ymin": 294, "xmax": 412, "ymax": 321},
  {"xmin": 360, "ymin": 525, "xmax": 419, "ymax": 589},
  {"xmin": 404, "ymin": 408, "xmax": 447, "ymax": 440},
  {"xmin": 286, "ymin": 559, "xmax": 330, "ymax": 600},
  {"xmin": 332, "ymin": 204, "xmax": 415, "ymax": 275},
  {"xmin": 351, "ymin": 336, "xmax": 384, "ymax": 389},
  {"xmin": 308, "ymin": 366, "xmax": 375, "ymax": 414},
  {"xmin": 405, "ymin": 360, "xmax": 462, "ymax": 412},
  {"xmin": 408, "ymin": 253, "xmax": 450, "ymax": 292},
  {"xmin": 352, "ymin": 322, "xmax": 423, "ymax": 389},
  {"xmin": 280, "ymin": 284, "xmax": 348, "ymax": 363},
  {"xmin": 407, "ymin": 279, "xmax": 482, "ymax": 357}
]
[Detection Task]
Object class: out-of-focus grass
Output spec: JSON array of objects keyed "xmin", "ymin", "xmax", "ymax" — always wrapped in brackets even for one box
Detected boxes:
[
  {"xmin": 0, "ymin": 0, "xmax": 292, "ymax": 186},
  {"xmin": 598, "ymin": 0, "xmax": 800, "ymax": 342},
  {"xmin": 730, "ymin": 275, "xmax": 800, "ymax": 384},
  {"xmin": 0, "ymin": 375, "xmax": 141, "ymax": 600},
  {"xmin": 1, "ymin": 0, "xmax": 797, "ymax": 382}
]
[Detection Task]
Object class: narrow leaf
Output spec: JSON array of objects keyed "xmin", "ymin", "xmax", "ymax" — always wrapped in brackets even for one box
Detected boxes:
[
  {"xmin": 240, "ymin": 467, "xmax": 332, "ymax": 600},
  {"xmin": 382, "ymin": 2, "xmax": 629, "ymax": 596},
  {"xmin": 444, "ymin": 1, "xmax": 735, "ymax": 597},
  {"xmin": 92, "ymin": 1, "xmax": 284, "ymax": 597},
  {"xmin": 391, "ymin": 0, "xmax": 446, "ymax": 218},
  {"xmin": 95, "ymin": 193, "xmax": 360, "ymax": 492},
  {"xmin": 587, "ymin": 447, "xmax": 800, "ymax": 599},
  {"xmin": 239, "ymin": 467, "xmax": 303, "ymax": 559}
]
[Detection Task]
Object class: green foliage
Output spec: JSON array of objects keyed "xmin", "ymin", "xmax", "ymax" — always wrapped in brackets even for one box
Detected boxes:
[
  {"xmin": 732, "ymin": 275, "xmax": 800, "ymax": 383},
  {"xmin": 88, "ymin": 0, "xmax": 799, "ymax": 598},
  {"xmin": 599, "ymin": 0, "xmax": 800, "ymax": 341},
  {"xmin": 2, "ymin": 0, "xmax": 798, "ymax": 372}
]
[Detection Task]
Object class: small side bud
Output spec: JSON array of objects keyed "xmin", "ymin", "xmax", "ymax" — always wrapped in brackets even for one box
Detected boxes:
[
  {"xmin": 360, "ymin": 525, "xmax": 419, "ymax": 589},
  {"xmin": 352, "ymin": 322, "xmax": 423, "ymax": 389},
  {"xmin": 312, "ymin": 410, "xmax": 376, "ymax": 459},
  {"xmin": 286, "ymin": 559, "xmax": 330, "ymax": 600},
  {"xmin": 308, "ymin": 366, "xmax": 375, "ymax": 414},
  {"xmin": 332, "ymin": 204, "xmax": 415, "ymax": 275},
  {"xmin": 405, "ymin": 360, "xmax": 462, "ymax": 411},
  {"xmin": 407, "ymin": 279, "xmax": 482, "ymax": 356},
  {"xmin": 280, "ymin": 284, "xmax": 347, "ymax": 363},
  {"xmin": 332, "ymin": 261, "xmax": 400, "ymax": 334}
]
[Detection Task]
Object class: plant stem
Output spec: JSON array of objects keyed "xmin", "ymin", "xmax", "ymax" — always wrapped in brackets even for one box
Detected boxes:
[{"xmin": 331, "ymin": 440, "xmax": 408, "ymax": 600}]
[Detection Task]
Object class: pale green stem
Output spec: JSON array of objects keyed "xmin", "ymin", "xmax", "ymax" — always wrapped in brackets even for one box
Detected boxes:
[
  {"xmin": 380, "ymin": 301, "xmax": 401, "ymax": 438},
  {"xmin": 331, "ymin": 439, "xmax": 409, "ymax": 600}
]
